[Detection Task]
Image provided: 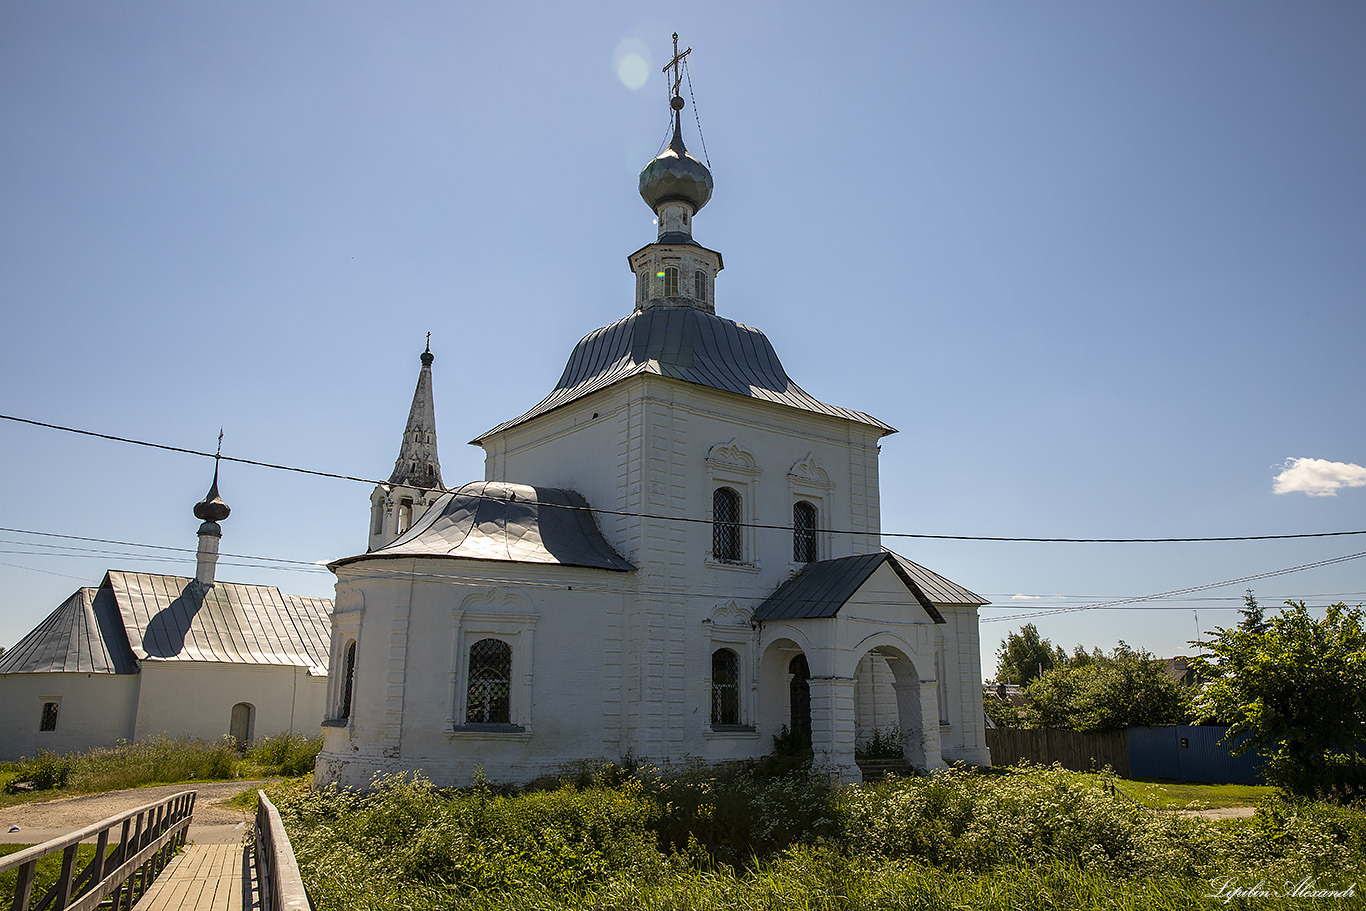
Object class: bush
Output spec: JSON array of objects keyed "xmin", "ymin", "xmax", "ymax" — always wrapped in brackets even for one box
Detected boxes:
[
  {"xmin": 269, "ymin": 764, "xmax": 1366, "ymax": 911},
  {"xmin": 245, "ymin": 732, "xmax": 323, "ymax": 776},
  {"xmin": 5, "ymin": 750, "xmax": 73, "ymax": 791},
  {"xmin": 840, "ymin": 764, "xmax": 1200, "ymax": 877}
]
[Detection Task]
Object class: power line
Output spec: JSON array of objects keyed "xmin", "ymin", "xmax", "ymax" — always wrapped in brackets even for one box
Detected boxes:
[
  {"xmin": 2, "ymin": 524, "xmax": 1358, "ymax": 622},
  {"xmin": 4, "ymin": 412, "xmax": 1363, "ymax": 546},
  {"xmin": 982, "ymin": 550, "xmax": 1366, "ymax": 623}
]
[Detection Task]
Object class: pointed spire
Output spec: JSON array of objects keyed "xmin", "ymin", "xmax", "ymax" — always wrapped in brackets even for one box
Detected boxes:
[{"xmin": 389, "ymin": 340, "xmax": 443, "ymax": 490}]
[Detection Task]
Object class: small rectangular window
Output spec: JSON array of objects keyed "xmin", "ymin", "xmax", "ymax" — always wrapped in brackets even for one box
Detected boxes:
[
  {"xmin": 40, "ymin": 702, "xmax": 59, "ymax": 732},
  {"xmin": 695, "ymin": 270, "xmax": 709, "ymax": 304},
  {"xmin": 663, "ymin": 266, "xmax": 679, "ymax": 297}
]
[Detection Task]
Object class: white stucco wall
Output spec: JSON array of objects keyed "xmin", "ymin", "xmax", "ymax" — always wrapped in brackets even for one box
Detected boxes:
[
  {"xmin": 0, "ymin": 673, "xmax": 139, "ymax": 761},
  {"xmin": 133, "ymin": 662, "xmax": 326, "ymax": 744}
]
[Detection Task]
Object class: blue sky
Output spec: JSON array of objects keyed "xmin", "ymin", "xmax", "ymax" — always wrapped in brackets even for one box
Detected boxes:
[{"xmin": 2, "ymin": 2, "xmax": 1363, "ymax": 677}]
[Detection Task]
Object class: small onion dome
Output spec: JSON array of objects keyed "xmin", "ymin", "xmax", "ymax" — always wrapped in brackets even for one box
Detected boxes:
[
  {"xmin": 193, "ymin": 468, "xmax": 231, "ymax": 523},
  {"xmin": 639, "ymin": 112, "xmax": 713, "ymax": 214}
]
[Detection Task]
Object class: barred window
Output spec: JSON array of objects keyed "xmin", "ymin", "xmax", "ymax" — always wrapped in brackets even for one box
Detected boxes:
[
  {"xmin": 712, "ymin": 487, "xmax": 742, "ymax": 562},
  {"xmin": 466, "ymin": 638, "xmax": 512, "ymax": 724},
  {"xmin": 40, "ymin": 702, "xmax": 59, "ymax": 732},
  {"xmin": 711, "ymin": 648, "xmax": 740, "ymax": 726},
  {"xmin": 339, "ymin": 640, "xmax": 357, "ymax": 720},
  {"xmin": 695, "ymin": 270, "xmax": 709, "ymax": 304},
  {"xmin": 662, "ymin": 266, "xmax": 679, "ymax": 297},
  {"xmin": 793, "ymin": 501, "xmax": 818, "ymax": 564}
]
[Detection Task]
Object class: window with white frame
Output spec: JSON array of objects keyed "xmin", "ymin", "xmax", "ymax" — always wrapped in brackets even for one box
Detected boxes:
[
  {"xmin": 637, "ymin": 270, "xmax": 648, "ymax": 303},
  {"xmin": 711, "ymin": 648, "xmax": 741, "ymax": 725},
  {"xmin": 338, "ymin": 640, "xmax": 357, "ymax": 721},
  {"xmin": 705, "ymin": 440, "xmax": 761, "ymax": 569},
  {"xmin": 662, "ymin": 265, "xmax": 679, "ymax": 297},
  {"xmin": 695, "ymin": 269, "xmax": 710, "ymax": 305},
  {"xmin": 450, "ymin": 595, "xmax": 537, "ymax": 734},
  {"xmin": 787, "ymin": 453, "xmax": 834, "ymax": 566}
]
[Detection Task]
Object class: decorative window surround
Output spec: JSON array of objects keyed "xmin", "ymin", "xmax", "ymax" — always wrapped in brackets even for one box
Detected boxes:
[
  {"xmin": 325, "ymin": 604, "xmax": 363, "ymax": 727},
  {"xmin": 702, "ymin": 602, "xmax": 758, "ymax": 734},
  {"xmin": 787, "ymin": 453, "xmax": 834, "ymax": 569},
  {"xmin": 447, "ymin": 595, "xmax": 538, "ymax": 735},
  {"xmin": 705, "ymin": 440, "xmax": 761, "ymax": 569}
]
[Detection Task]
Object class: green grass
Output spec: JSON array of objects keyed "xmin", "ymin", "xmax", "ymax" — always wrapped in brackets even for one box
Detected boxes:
[
  {"xmin": 266, "ymin": 764, "xmax": 1366, "ymax": 911},
  {"xmin": 0, "ymin": 733, "xmax": 322, "ymax": 808},
  {"xmin": 1111, "ymin": 778, "xmax": 1276, "ymax": 810}
]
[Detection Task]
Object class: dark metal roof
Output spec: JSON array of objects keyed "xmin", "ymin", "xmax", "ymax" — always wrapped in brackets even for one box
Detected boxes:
[
  {"xmin": 106, "ymin": 572, "xmax": 332, "ymax": 673},
  {"xmin": 753, "ymin": 552, "xmax": 950, "ymax": 623},
  {"xmin": 330, "ymin": 481, "xmax": 634, "ymax": 572},
  {"xmin": 476, "ymin": 307, "xmax": 895, "ymax": 440},
  {"xmin": 883, "ymin": 548, "xmax": 988, "ymax": 606},
  {"xmin": 0, "ymin": 587, "xmax": 136, "ymax": 675}
]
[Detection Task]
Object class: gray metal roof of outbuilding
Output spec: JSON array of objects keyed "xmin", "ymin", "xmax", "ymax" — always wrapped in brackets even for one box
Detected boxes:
[
  {"xmin": 475, "ymin": 307, "xmax": 895, "ymax": 441},
  {"xmin": 0, "ymin": 587, "xmax": 137, "ymax": 675},
  {"xmin": 1, "ymin": 573, "xmax": 334, "ymax": 676},
  {"xmin": 753, "ymin": 552, "xmax": 946, "ymax": 623},
  {"xmin": 106, "ymin": 572, "xmax": 332, "ymax": 673},
  {"xmin": 329, "ymin": 481, "xmax": 634, "ymax": 572}
]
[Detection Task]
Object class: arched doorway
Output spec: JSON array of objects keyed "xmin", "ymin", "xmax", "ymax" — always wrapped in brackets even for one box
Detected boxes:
[
  {"xmin": 229, "ymin": 702, "xmax": 254, "ymax": 747},
  {"xmin": 788, "ymin": 654, "xmax": 811, "ymax": 750},
  {"xmin": 853, "ymin": 644, "xmax": 941, "ymax": 770}
]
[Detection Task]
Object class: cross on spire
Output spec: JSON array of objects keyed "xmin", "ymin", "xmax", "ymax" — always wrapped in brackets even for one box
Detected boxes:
[{"xmin": 663, "ymin": 32, "xmax": 691, "ymax": 97}]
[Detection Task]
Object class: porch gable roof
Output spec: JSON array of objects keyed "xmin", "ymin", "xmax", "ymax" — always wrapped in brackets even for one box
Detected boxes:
[{"xmin": 753, "ymin": 552, "xmax": 946, "ymax": 624}]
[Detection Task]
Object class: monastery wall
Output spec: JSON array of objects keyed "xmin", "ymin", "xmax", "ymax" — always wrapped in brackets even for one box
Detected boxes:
[
  {"xmin": 133, "ymin": 663, "xmax": 325, "ymax": 744},
  {"xmin": 0, "ymin": 673, "xmax": 138, "ymax": 761}
]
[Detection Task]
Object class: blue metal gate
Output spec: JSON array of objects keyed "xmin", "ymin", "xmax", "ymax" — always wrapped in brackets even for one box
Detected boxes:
[{"xmin": 1127, "ymin": 725, "xmax": 1265, "ymax": 784}]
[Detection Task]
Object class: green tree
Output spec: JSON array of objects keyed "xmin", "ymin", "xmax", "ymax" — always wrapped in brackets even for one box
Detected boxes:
[
  {"xmin": 1193, "ymin": 601, "xmax": 1366, "ymax": 801},
  {"xmin": 994, "ymin": 623, "xmax": 1066, "ymax": 685},
  {"xmin": 1238, "ymin": 588, "xmax": 1267, "ymax": 634},
  {"xmin": 1019, "ymin": 643, "xmax": 1190, "ymax": 733}
]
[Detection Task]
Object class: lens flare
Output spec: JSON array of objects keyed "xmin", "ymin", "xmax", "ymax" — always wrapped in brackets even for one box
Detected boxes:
[{"xmin": 613, "ymin": 38, "xmax": 651, "ymax": 90}]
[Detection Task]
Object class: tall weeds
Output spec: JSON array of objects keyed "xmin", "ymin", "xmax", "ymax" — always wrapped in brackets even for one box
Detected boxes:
[{"xmin": 268, "ymin": 763, "xmax": 1366, "ymax": 911}]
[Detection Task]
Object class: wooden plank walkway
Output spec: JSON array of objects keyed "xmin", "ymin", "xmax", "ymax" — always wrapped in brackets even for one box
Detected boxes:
[{"xmin": 132, "ymin": 843, "xmax": 257, "ymax": 911}]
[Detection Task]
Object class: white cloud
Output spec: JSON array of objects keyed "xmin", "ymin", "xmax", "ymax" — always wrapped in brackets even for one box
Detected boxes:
[
  {"xmin": 1273, "ymin": 457, "xmax": 1366, "ymax": 497},
  {"xmin": 1010, "ymin": 593, "xmax": 1042, "ymax": 601}
]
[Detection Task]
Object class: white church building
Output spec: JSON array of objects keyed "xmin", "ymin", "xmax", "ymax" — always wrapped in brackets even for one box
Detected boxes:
[{"xmin": 315, "ymin": 84, "xmax": 990, "ymax": 787}]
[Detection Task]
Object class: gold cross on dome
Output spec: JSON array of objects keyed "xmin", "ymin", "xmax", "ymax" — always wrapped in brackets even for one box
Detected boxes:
[{"xmin": 662, "ymin": 32, "xmax": 691, "ymax": 96}]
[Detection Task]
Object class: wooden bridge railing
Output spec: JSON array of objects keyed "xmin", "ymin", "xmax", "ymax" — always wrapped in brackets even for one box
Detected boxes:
[
  {"xmin": 1, "ymin": 789, "xmax": 195, "ymax": 911},
  {"xmin": 253, "ymin": 791, "xmax": 312, "ymax": 911}
]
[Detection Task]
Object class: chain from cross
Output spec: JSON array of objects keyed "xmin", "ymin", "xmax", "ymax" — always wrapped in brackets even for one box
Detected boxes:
[{"xmin": 662, "ymin": 32, "xmax": 691, "ymax": 97}]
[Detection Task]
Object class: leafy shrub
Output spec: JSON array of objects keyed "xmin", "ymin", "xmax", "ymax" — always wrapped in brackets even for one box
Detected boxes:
[
  {"xmin": 856, "ymin": 727, "xmax": 902, "ymax": 759},
  {"xmin": 639, "ymin": 764, "xmax": 839, "ymax": 869},
  {"xmin": 5, "ymin": 750, "xmax": 73, "ymax": 791},
  {"xmin": 245, "ymin": 732, "xmax": 322, "ymax": 776},
  {"xmin": 840, "ymin": 764, "xmax": 1200, "ymax": 877}
]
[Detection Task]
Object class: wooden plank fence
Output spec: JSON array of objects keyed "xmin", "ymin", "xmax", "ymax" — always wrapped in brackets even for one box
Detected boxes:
[{"xmin": 987, "ymin": 728, "xmax": 1130, "ymax": 777}]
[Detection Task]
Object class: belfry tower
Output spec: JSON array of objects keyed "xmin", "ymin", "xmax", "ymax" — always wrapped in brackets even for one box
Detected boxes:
[{"xmin": 369, "ymin": 338, "xmax": 445, "ymax": 550}]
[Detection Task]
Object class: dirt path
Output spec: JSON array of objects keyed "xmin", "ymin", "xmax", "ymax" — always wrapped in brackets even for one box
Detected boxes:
[{"xmin": 1, "ymin": 780, "xmax": 277, "ymax": 843}]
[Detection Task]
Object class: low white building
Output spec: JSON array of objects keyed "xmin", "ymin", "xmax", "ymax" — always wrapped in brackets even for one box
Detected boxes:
[
  {"xmin": 0, "ymin": 469, "xmax": 332, "ymax": 761},
  {"xmin": 315, "ymin": 89, "xmax": 990, "ymax": 788}
]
